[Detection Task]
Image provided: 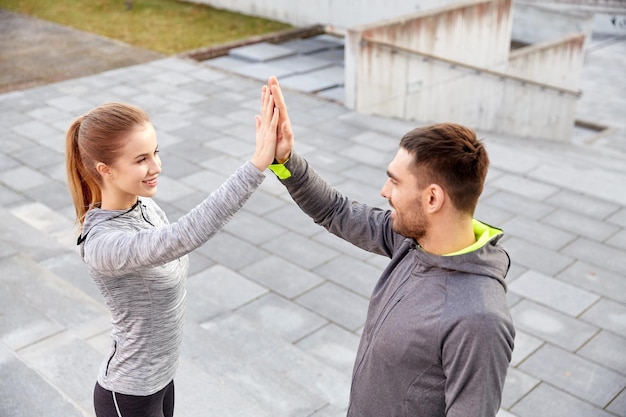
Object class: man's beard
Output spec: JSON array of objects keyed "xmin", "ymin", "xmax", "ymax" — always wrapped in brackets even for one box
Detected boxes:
[{"xmin": 390, "ymin": 206, "xmax": 428, "ymax": 242}]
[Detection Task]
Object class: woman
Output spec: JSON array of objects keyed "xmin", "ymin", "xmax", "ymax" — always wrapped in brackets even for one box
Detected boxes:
[{"xmin": 65, "ymin": 86, "xmax": 279, "ymax": 417}]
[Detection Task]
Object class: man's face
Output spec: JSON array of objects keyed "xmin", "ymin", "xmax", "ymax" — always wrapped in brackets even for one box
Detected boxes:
[{"xmin": 380, "ymin": 147, "xmax": 428, "ymax": 240}]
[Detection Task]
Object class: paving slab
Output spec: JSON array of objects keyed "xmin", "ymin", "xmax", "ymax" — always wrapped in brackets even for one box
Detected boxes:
[
  {"xmin": 508, "ymin": 270, "xmax": 600, "ymax": 316},
  {"xmin": 181, "ymin": 320, "xmax": 335, "ymax": 416},
  {"xmin": 295, "ymin": 323, "xmax": 361, "ymax": 375},
  {"xmin": 1, "ymin": 254, "xmax": 108, "ymax": 330},
  {"xmin": 608, "ymin": 208, "xmax": 626, "ymax": 228},
  {"xmin": 226, "ymin": 60, "xmax": 299, "ymax": 80},
  {"xmin": 545, "ymin": 189, "xmax": 620, "ymax": 219},
  {"xmin": 581, "ymin": 298, "xmax": 626, "ymax": 337},
  {"xmin": 511, "ymin": 383, "xmax": 615, "ymax": 417},
  {"xmin": 578, "ymin": 330, "xmax": 626, "ymax": 375},
  {"xmin": 607, "ymin": 225, "xmax": 626, "ymax": 246},
  {"xmin": 483, "ymin": 190, "xmax": 556, "ymax": 220},
  {"xmin": 262, "ymin": 231, "xmax": 340, "ymax": 269},
  {"xmin": 563, "ymin": 237, "xmax": 626, "ymax": 275},
  {"xmin": 542, "ymin": 208, "xmax": 620, "ymax": 242},
  {"xmin": 296, "ymin": 282, "xmax": 370, "ymax": 331},
  {"xmin": 185, "ymin": 264, "xmax": 268, "ymax": 322},
  {"xmin": 508, "ymin": 330, "xmax": 543, "ymax": 367},
  {"xmin": 500, "ymin": 367, "xmax": 540, "ymax": 409},
  {"xmin": 174, "ymin": 357, "xmax": 273, "ymax": 417},
  {"xmin": 18, "ymin": 331, "xmax": 103, "ymax": 414},
  {"xmin": 0, "ymin": 345, "xmax": 85, "ymax": 417},
  {"xmin": 500, "ymin": 237, "xmax": 575, "ymax": 276},
  {"xmin": 558, "ymin": 260, "xmax": 626, "ymax": 304},
  {"xmin": 518, "ymin": 344, "xmax": 626, "ymax": 407},
  {"xmin": 314, "ymin": 256, "xmax": 381, "ymax": 298},
  {"xmin": 229, "ymin": 41, "xmax": 297, "ymax": 62},
  {"xmin": 282, "ymin": 37, "xmax": 340, "ymax": 54},
  {"xmin": 500, "ymin": 216, "xmax": 576, "ymax": 250},
  {"xmin": 279, "ymin": 73, "xmax": 342, "ymax": 93},
  {"xmin": 510, "ymin": 300, "xmax": 599, "ymax": 351},
  {"xmin": 240, "ymin": 255, "xmax": 325, "ymax": 298},
  {"xmin": 232, "ymin": 292, "xmax": 328, "ymax": 343},
  {"xmin": 262, "ymin": 203, "xmax": 327, "ymax": 237},
  {"xmin": 607, "ymin": 390, "xmax": 626, "ymax": 416}
]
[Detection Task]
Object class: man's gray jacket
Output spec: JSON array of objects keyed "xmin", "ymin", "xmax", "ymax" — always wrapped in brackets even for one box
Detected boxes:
[{"xmin": 273, "ymin": 152, "xmax": 515, "ymax": 417}]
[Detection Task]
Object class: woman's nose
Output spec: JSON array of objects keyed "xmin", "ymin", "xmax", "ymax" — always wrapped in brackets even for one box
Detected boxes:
[{"xmin": 150, "ymin": 157, "xmax": 161, "ymax": 174}]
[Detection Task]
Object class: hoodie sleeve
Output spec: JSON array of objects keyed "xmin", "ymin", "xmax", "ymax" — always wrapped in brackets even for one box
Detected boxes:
[
  {"xmin": 83, "ymin": 162, "xmax": 265, "ymax": 273},
  {"xmin": 441, "ymin": 300, "xmax": 514, "ymax": 417},
  {"xmin": 274, "ymin": 151, "xmax": 398, "ymax": 257}
]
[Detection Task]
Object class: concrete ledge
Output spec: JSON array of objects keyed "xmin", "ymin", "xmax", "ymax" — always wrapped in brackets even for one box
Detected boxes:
[{"xmin": 181, "ymin": 24, "xmax": 326, "ymax": 61}]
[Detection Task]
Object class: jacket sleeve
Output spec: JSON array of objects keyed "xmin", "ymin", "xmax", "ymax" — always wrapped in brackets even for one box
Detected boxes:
[
  {"xmin": 441, "ymin": 310, "xmax": 514, "ymax": 417},
  {"xmin": 275, "ymin": 151, "xmax": 398, "ymax": 257},
  {"xmin": 83, "ymin": 162, "xmax": 265, "ymax": 272}
]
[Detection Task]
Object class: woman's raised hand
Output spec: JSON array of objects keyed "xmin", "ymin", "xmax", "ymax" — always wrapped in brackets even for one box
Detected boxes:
[
  {"xmin": 251, "ymin": 84, "xmax": 280, "ymax": 171},
  {"xmin": 268, "ymin": 76, "xmax": 294, "ymax": 163}
]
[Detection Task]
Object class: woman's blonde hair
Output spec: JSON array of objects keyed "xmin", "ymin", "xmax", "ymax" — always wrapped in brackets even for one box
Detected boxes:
[{"xmin": 65, "ymin": 102, "xmax": 150, "ymax": 226}]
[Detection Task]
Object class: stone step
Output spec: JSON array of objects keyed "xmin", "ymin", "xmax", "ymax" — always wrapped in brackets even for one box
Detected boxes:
[
  {"xmin": 0, "ymin": 253, "xmax": 109, "ymax": 417},
  {"xmin": 0, "ymin": 343, "xmax": 86, "ymax": 417},
  {"xmin": 0, "ymin": 204, "xmax": 71, "ymax": 263}
]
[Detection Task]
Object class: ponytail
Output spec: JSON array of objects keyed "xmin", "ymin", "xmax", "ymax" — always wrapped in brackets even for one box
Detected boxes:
[{"xmin": 65, "ymin": 117, "xmax": 102, "ymax": 226}]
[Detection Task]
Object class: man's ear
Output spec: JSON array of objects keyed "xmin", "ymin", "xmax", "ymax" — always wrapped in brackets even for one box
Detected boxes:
[
  {"xmin": 424, "ymin": 184, "xmax": 445, "ymax": 214},
  {"xmin": 96, "ymin": 162, "xmax": 111, "ymax": 179}
]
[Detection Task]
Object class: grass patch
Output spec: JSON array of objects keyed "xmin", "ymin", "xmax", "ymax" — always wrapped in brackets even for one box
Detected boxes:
[{"xmin": 0, "ymin": 0, "xmax": 292, "ymax": 54}]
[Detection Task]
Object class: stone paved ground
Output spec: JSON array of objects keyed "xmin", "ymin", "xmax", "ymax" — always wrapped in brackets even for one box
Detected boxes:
[{"xmin": 0, "ymin": 7, "xmax": 625, "ymax": 417}]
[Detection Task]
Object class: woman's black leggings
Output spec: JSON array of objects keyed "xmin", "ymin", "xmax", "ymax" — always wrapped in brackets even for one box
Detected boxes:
[{"xmin": 94, "ymin": 380, "xmax": 175, "ymax": 417}]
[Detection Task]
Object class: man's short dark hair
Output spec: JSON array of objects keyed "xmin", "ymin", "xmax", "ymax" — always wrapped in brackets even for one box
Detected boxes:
[{"xmin": 400, "ymin": 123, "xmax": 489, "ymax": 215}]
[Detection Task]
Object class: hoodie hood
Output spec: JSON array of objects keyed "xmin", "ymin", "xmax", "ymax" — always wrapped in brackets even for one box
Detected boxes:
[
  {"xmin": 412, "ymin": 221, "xmax": 510, "ymax": 291},
  {"xmin": 78, "ymin": 199, "xmax": 151, "ymax": 257}
]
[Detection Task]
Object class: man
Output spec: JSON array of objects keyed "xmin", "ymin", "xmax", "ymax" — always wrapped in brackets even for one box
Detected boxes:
[{"xmin": 266, "ymin": 76, "xmax": 515, "ymax": 417}]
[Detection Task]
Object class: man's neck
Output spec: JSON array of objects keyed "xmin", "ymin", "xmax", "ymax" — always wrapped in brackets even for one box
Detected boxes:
[{"xmin": 419, "ymin": 216, "xmax": 476, "ymax": 256}]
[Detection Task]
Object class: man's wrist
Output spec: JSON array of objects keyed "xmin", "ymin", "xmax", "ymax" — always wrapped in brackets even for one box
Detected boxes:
[
  {"xmin": 269, "ymin": 154, "xmax": 292, "ymax": 179},
  {"xmin": 274, "ymin": 153, "xmax": 291, "ymax": 164}
]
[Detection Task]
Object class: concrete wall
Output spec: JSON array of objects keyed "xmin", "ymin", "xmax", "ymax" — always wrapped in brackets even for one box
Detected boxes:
[
  {"xmin": 508, "ymin": 33, "xmax": 586, "ymax": 90},
  {"xmin": 345, "ymin": 0, "xmax": 513, "ymax": 110},
  {"xmin": 185, "ymin": 0, "xmax": 462, "ymax": 29},
  {"xmin": 187, "ymin": 0, "xmax": 622, "ymax": 32},
  {"xmin": 351, "ymin": 40, "xmax": 580, "ymax": 141},
  {"xmin": 356, "ymin": 0, "xmax": 513, "ymax": 68},
  {"xmin": 345, "ymin": 0, "xmax": 587, "ymax": 141}
]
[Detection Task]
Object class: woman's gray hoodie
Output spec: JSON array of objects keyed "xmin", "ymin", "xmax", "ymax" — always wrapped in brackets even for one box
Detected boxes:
[{"xmin": 78, "ymin": 162, "xmax": 265, "ymax": 396}]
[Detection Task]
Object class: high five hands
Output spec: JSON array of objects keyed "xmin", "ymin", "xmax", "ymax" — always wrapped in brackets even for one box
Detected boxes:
[
  {"xmin": 267, "ymin": 76, "xmax": 294, "ymax": 164},
  {"xmin": 252, "ymin": 76, "xmax": 294, "ymax": 171}
]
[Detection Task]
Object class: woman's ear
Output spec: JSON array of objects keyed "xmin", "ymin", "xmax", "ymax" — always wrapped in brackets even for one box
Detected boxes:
[{"xmin": 96, "ymin": 162, "xmax": 111, "ymax": 179}]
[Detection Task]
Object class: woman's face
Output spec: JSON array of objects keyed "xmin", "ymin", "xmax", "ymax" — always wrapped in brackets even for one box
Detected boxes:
[{"xmin": 104, "ymin": 121, "xmax": 161, "ymax": 208}]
